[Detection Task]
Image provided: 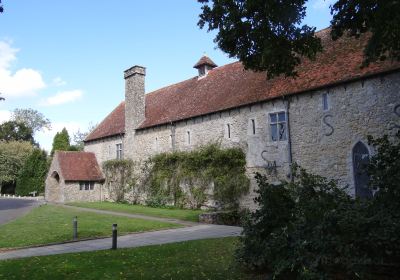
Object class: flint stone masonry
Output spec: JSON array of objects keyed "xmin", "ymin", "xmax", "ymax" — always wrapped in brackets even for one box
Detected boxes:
[
  {"xmin": 84, "ymin": 135, "xmax": 124, "ymax": 166},
  {"xmin": 77, "ymin": 68, "xmax": 400, "ymax": 208},
  {"xmin": 124, "ymin": 65, "xmax": 146, "ymax": 161}
]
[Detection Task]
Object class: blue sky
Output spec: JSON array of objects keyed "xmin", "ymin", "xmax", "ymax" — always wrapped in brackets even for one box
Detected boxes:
[{"xmin": 0, "ymin": 0, "xmax": 334, "ymax": 151}]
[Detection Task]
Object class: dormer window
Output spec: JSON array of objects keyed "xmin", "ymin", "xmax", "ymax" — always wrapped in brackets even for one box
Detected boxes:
[{"xmin": 193, "ymin": 55, "xmax": 218, "ymax": 78}]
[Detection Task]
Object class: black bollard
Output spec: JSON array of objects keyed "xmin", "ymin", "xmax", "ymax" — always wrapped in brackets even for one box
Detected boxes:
[
  {"xmin": 112, "ymin": 224, "xmax": 117, "ymax": 250},
  {"xmin": 73, "ymin": 216, "xmax": 78, "ymax": 240}
]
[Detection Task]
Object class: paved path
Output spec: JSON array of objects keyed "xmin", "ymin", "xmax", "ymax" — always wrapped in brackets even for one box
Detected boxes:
[
  {"xmin": 0, "ymin": 224, "xmax": 242, "ymax": 260},
  {"xmin": 57, "ymin": 203, "xmax": 198, "ymax": 226},
  {"xmin": 0, "ymin": 198, "xmax": 41, "ymax": 225}
]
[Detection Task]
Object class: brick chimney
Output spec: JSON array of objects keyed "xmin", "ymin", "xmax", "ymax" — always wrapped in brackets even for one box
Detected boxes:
[{"xmin": 124, "ymin": 65, "xmax": 145, "ymax": 159}]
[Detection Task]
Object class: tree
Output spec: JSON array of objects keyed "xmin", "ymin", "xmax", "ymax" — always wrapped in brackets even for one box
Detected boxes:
[
  {"xmin": 0, "ymin": 0, "xmax": 3, "ymax": 13},
  {"xmin": 198, "ymin": 0, "xmax": 400, "ymax": 78},
  {"xmin": 12, "ymin": 108, "xmax": 51, "ymax": 134},
  {"xmin": 0, "ymin": 141, "xmax": 34, "ymax": 194},
  {"xmin": 71, "ymin": 123, "xmax": 97, "ymax": 151},
  {"xmin": 51, "ymin": 128, "xmax": 70, "ymax": 156},
  {"xmin": 15, "ymin": 149, "xmax": 49, "ymax": 196},
  {"xmin": 0, "ymin": 121, "xmax": 34, "ymax": 143}
]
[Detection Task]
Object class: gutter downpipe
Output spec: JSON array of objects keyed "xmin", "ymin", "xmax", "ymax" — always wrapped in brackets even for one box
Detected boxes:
[{"xmin": 284, "ymin": 96, "xmax": 294, "ymax": 182}]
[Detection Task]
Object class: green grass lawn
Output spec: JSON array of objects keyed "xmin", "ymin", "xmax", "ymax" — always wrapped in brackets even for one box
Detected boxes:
[
  {"xmin": 68, "ymin": 201, "xmax": 205, "ymax": 222},
  {"xmin": 0, "ymin": 204, "xmax": 180, "ymax": 249},
  {"xmin": 0, "ymin": 238, "xmax": 264, "ymax": 280}
]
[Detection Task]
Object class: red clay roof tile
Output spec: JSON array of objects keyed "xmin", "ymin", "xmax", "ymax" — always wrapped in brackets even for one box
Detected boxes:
[
  {"xmin": 56, "ymin": 151, "xmax": 104, "ymax": 181},
  {"xmin": 85, "ymin": 29, "xmax": 400, "ymax": 140},
  {"xmin": 138, "ymin": 30, "xmax": 400, "ymax": 129},
  {"xmin": 193, "ymin": 55, "xmax": 218, "ymax": 68},
  {"xmin": 85, "ymin": 102, "xmax": 125, "ymax": 142}
]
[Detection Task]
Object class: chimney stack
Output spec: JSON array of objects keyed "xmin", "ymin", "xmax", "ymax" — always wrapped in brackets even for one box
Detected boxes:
[
  {"xmin": 124, "ymin": 65, "xmax": 146, "ymax": 130},
  {"xmin": 124, "ymin": 65, "xmax": 145, "ymax": 159}
]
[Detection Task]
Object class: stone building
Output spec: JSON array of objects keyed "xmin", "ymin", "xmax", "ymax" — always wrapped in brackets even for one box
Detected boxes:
[
  {"xmin": 45, "ymin": 151, "xmax": 104, "ymax": 203},
  {"xmin": 46, "ymin": 29, "xmax": 400, "ymax": 206}
]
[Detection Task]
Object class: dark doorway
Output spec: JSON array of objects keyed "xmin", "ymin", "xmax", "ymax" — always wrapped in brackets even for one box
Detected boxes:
[{"xmin": 352, "ymin": 142, "xmax": 372, "ymax": 199}]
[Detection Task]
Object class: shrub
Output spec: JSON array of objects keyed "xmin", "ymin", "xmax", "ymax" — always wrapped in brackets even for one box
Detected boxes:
[
  {"xmin": 103, "ymin": 159, "xmax": 136, "ymax": 202},
  {"xmin": 144, "ymin": 143, "xmax": 250, "ymax": 209},
  {"xmin": 237, "ymin": 132, "xmax": 400, "ymax": 279},
  {"xmin": 15, "ymin": 149, "xmax": 48, "ymax": 196}
]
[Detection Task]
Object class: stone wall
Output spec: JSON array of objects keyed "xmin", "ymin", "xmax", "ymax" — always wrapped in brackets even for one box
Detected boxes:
[
  {"xmin": 84, "ymin": 135, "xmax": 124, "ymax": 166},
  {"xmin": 290, "ymin": 72, "xmax": 400, "ymax": 195},
  {"xmin": 85, "ymin": 70, "xmax": 400, "ymax": 208},
  {"xmin": 62, "ymin": 182, "xmax": 103, "ymax": 202},
  {"xmin": 127, "ymin": 71, "xmax": 400, "ymax": 208}
]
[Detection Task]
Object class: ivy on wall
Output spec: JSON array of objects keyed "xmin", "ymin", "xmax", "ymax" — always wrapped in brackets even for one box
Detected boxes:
[
  {"xmin": 103, "ymin": 159, "xmax": 135, "ymax": 202},
  {"xmin": 143, "ymin": 143, "xmax": 250, "ymax": 209}
]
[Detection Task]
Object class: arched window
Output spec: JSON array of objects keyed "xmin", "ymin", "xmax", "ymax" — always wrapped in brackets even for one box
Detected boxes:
[{"xmin": 352, "ymin": 142, "xmax": 372, "ymax": 199}]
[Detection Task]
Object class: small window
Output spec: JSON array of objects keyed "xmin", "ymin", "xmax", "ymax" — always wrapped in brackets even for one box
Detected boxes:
[
  {"xmin": 79, "ymin": 182, "xmax": 94, "ymax": 191},
  {"xmin": 79, "ymin": 182, "xmax": 84, "ymax": 191},
  {"xmin": 322, "ymin": 93, "xmax": 329, "ymax": 111},
  {"xmin": 251, "ymin": 119, "xmax": 256, "ymax": 135},
  {"xmin": 89, "ymin": 182, "xmax": 94, "ymax": 190},
  {"xmin": 116, "ymin": 143, "xmax": 123, "ymax": 159},
  {"xmin": 187, "ymin": 131, "xmax": 191, "ymax": 145},
  {"xmin": 270, "ymin": 112, "xmax": 287, "ymax": 141},
  {"xmin": 227, "ymin": 124, "xmax": 231, "ymax": 138}
]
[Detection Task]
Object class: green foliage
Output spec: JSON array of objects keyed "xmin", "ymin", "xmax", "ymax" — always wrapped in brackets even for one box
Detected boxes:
[
  {"xmin": 0, "ymin": 238, "xmax": 262, "ymax": 280},
  {"xmin": 0, "ymin": 205, "xmax": 180, "ymax": 249},
  {"xmin": 51, "ymin": 127, "xmax": 70, "ymax": 156},
  {"xmin": 198, "ymin": 0, "xmax": 322, "ymax": 78},
  {"xmin": 0, "ymin": 121, "xmax": 34, "ymax": 143},
  {"xmin": 237, "ymin": 133, "xmax": 400, "ymax": 279},
  {"xmin": 15, "ymin": 149, "xmax": 49, "ymax": 196},
  {"xmin": 331, "ymin": 0, "xmax": 400, "ymax": 66},
  {"xmin": 0, "ymin": 141, "xmax": 34, "ymax": 190},
  {"xmin": 103, "ymin": 159, "xmax": 135, "ymax": 202},
  {"xmin": 145, "ymin": 143, "xmax": 249, "ymax": 209},
  {"xmin": 12, "ymin": 108, "xmax": 51, "ymax": 134},
  {"xmin": 198, "ymin": 0, "xmax": 400, "ymax": 78}
]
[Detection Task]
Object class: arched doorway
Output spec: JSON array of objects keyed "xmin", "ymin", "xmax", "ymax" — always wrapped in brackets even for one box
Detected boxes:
[
  {"xmin": 46, "ymin": 171, "xmax": 62, "ymax": 202},
  {"xmin": 352, "ymin": 142, "xmax": 372, "ymax": 199}
]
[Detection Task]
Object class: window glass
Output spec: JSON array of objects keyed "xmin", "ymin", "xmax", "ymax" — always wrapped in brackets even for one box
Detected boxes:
[
  {"xmin": 270, "ymin": 112, "xmax": 287, "ymax": 142},
  {"xmin": 79, "ymin": 183, "xmax": 84, "ymax": 191},
  {"xmin": 278, "ymin": 112, "xmax": 286, "ymax": 122},
  {"xmin": 271, "ymin": 123, "xmax": 278, "ymax": 141},
  {"xmin": 85, "ymin": 182, "xmax": 89, "ymax": 191},
  {"xmin": 90, "ymin": 182, "xmax": 94, "ymax": 190},
  {"xmin": 322, "ymin": 93, "xmax": 329, "ymax": 110},
  {"xmin": 251, "ymin": 119, "xmax": 256, "ymax": 134},
  {"xmin": 278, "ymin": 123, "xmax": 287, "ymax": 140}
]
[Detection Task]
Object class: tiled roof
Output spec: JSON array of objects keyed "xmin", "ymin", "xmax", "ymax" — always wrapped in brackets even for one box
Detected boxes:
[
  {"xmin": 85, "ymin": 102, "xmax": 125, "ymax": 142},
  {"xmin": 56, "ymin": 151, "xmax": 104, "ymax": 181},
  {"xmin": 193, "ymin": 55, "xmax": 218, "ymax": 68},
  {"xmin": 86, "ymin": 28, "xmax": 400, "ymax": 140},
  {"xmin": 138, "ymin": 29, "xmax": 400, "ymax": 129}
]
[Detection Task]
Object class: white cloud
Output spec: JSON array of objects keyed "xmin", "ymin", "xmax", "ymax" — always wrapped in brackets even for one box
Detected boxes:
[
  {"xmin": 0, "ymin": 110, "xmax": 11, "ymax": 124},
  {"xmin": 312, "ymin": 0, "xmax": 335, "ymax": 10},
  {"xmin": 40, "ymin": 89, "xmax": 83, "ymax": 106},
  {"xmin": 52, "ymin": 77, "xmax": 67, "ymax": 86},
  {"xmin": 0, "ymin": 41, "xmax": 46, "ymax": 98},
  {"xmin": 36, "ymin": 121, "xmax": 84, "ymax": 152}
]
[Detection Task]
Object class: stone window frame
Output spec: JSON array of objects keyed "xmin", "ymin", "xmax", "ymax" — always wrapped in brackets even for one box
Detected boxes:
[
  {"xmin": 269, "ymin": 111, "xmax": 288, "ymax": 142},
  {"xmin": 186, "ymin": 130, "xmax": 191, "ymax": 146},
  {"xmin": 116, "ymin": 143, "xmax": 123, "ymax": 159},
  {"xmin": 322, "ymin": 92, "xmax": 330, "ymax": 111},
  {"xmin": 79, "ymin": 181, "xmax": 94, "ymax": 191},
  {"xmin": 250, "ymin": 119, "xmax": 256, "ymax": 135}
]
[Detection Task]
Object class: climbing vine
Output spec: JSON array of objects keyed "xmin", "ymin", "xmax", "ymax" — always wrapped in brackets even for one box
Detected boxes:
[
  {"xmin": 103, "ymin": 159, "xmax": 135, "ymax": 202},
  {"xmin": 143, "ymin": 143, "xmax": 250, "ymax": 209}
]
